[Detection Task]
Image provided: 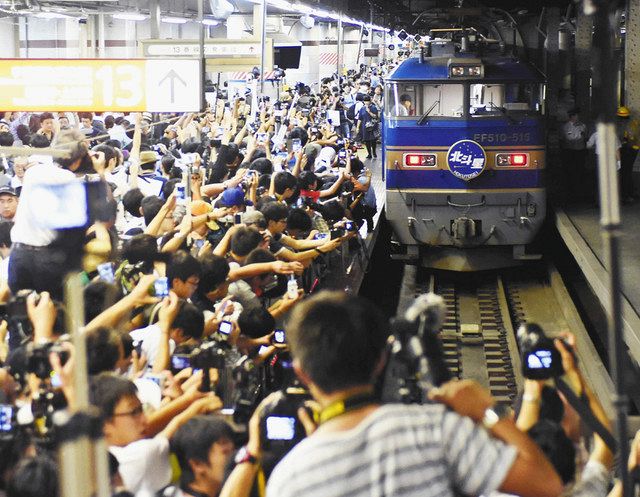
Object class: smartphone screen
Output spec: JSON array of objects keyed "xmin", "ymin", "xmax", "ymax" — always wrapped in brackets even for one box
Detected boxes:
[
  {"xmin": 97, "ymin": 262, "xmax": 115, "ymax": 283},
  {"xmin": 273, "ymin": 329, "xmax": 286, "ymax": 344},
  {"xmin": 154, "ymin": 277, "xmax": 169, "ymax": 298},
  {"xmin": 292, "ymin": 138, "xmax": 302, "ymax": 152},
  {"xmin": 171, "ymin": 354, "xmax": 191, "ymax": 371},
  {"xmin": 266, "ymin": 416, "xmax": 296, "ymax": 440},
  {"xmin": 0, "ymin": 405, "xmax": 12, "ymax": 432},
  {"xmin": 218, "ymin": 320, "xmax": 233, "ymax": 336}
]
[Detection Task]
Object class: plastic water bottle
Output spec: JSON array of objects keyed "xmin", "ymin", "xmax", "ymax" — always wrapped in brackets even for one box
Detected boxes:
[{"xmin": 287, "ymin": 275, "xmax": 298, "ymax": 299}]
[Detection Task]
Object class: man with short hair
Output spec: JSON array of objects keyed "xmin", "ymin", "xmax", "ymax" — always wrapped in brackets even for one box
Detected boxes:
[
  {"xmin": 0, "ymin": 186, "xmax": 17, "ymax": 222},
  {"xmin": 90, "ymin": 373, "xmax": 221, "ymax": 497},
  {"xmin": 265, "ymin": 291, "xmax": 563, "ymax": 497},
  {"xmin": 169, "ymin": 416, "xmax": 235, "ymax": 497},
  {"xmin": 167, "ymin": 250, "xmax": 201, "ymax": 300},
  {"xmin": 261, "ymin": 202, "xmax": 341, "ymax": 263}
]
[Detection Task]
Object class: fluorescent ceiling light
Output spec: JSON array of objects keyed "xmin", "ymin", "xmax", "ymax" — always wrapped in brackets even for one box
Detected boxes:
[
  {"xmin": 112, "ymin": 12, "xmax": 148, "ymax": 21},
  {"xmin": 35, "ymin": 11, "xmax": 72, "ymax": 19},
  {"xmin": 202, "ymin": 18, "xmax": 220, "ymax": 25},
  {"xmin": 161, "ymin": 16, "xmax": 188, "ymax": 24}
]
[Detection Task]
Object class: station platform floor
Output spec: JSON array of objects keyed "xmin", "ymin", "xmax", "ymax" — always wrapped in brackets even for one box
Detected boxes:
[{"xmin": 555, "ymin": 202, "xmax": 640, "ymax": 365}]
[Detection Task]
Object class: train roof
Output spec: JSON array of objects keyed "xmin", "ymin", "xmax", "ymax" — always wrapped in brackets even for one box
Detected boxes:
[{"xmin": 387, "ymin": 54, "xmax": 545, "ymax": 83}]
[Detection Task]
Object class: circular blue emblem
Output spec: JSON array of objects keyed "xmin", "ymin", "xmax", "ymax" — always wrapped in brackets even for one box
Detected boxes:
[{"xmin": 446, "ymin": 139, "xmax": 487, "ymax": 181}]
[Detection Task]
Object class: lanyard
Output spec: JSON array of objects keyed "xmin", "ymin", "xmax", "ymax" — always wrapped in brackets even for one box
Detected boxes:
[{"xmin": 316, "ymin": 390, "xmax": 378, "ymax": 425}]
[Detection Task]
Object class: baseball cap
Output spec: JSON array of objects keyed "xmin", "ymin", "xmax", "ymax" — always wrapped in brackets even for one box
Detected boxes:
[
  {"xmin": 242, "ymin": 210, "xmax": 265, "ymax": 227},
  {"xmin": 220, "ymin": 187, "xmax": 253, "ymax": 207},
  {"xmin": 0, "ymin": 186, "xmax": 17, "ymax": 197}
]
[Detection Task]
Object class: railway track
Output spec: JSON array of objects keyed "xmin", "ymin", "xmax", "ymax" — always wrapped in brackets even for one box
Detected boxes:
[{"xmin": 394, "ymin": 262, "xmax": 615, "ymax": 414}]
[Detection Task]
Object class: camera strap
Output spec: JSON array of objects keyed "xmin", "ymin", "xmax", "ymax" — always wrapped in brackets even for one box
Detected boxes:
[
  {"xmin": 316, "ymin": 390, "xmax": 379, "ymax": 425},
  {"xmin": 554, "ymin": 377, "xmax": 617, "ymax": 452}
]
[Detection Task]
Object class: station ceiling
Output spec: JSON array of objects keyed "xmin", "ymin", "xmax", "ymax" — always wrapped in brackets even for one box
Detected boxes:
[{"xmin": 0, "ymin": 0, "xmax": 596, "ymax": 32}]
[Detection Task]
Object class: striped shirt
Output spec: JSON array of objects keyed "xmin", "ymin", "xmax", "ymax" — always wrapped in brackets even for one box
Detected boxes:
[{"xmin": 266, "ymin": 403, "xmax": 517, "ymax": 497}]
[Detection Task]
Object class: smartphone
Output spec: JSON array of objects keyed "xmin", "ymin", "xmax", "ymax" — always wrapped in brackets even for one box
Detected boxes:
[
  {"xmin": 313, "ymin": 232, "xmax": 328, "ymax": 240},
  {"xmin": 97, "ymin": 262, "xmax": 115, "ymax": 283},
  {"xmin": 344, "ymin": 221, "xmax": 355, "ymax": 231},
  {"xmin": 273, "ymin": 329, "xmax": 286, "ymax": 344},
  {"xmin": 266, "ymin": 416, "xmax": 296, "ymax": 440},
  {"xmin": 0, "ymin": 404, "xmax": 12, "ymax": 432},
  {"xmin": 194, "ymin": 239, "xmax": 205, "ymax": 250},
  {"xmin": 218, "ymin": 320, "xmax": 233, "ymax": 338},
  {"xmin": 291, "ymin": 138, "xmax": 302, "ymax": 152},
  {"xmin": 132, "ymin": 340, "xmax": 143, "ymax": 357},
  {"xmin": 171, "ymin": 354, "xmax": 191, "ymax": 372},
  {"xmin": 50, "ymin": 371, "xmax": 63, "ymax": 388},
  {"xmin": 258, "ymin": 345, "xmax": 270, "ymax": 355},
  {"xmin": 257, "ymin": 132, "xmax": 267, "ymax": 144},
  {"xmin": 175, "ymin": 184, "xmax": 186, "ymax": 203},
  {"xmin": 234, "ymin": 213, "xmax": 242, "ymax": 225},
  {"xmin": 153, "ymin": 277, "xmax": 169, "ymax": 298}
]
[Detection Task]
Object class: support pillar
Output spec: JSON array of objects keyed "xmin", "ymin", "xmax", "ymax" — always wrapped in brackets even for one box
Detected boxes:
[
  {"xmin": 575, "ymin": 7, "xmax": 593, "ymax": 119},
  {"xmin": 625, "ymin": 0, "xmax": 640, "ymax": 114},
  {"xmin": 545, "ymin": 8, "xmax": 561, "ymax": 123},
  {"xmin": 149, "ymin": 0, "xmax": 161, "ymax": 39}
]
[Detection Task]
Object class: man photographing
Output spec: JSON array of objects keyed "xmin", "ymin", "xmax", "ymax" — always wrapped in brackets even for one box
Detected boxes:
[{"xmin": 264, "ymin": 291, "xmax": 563, "ymax": 497}]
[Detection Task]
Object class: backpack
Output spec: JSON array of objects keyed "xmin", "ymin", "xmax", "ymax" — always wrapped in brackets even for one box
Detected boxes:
[{"xmin": 346, "ymin": 103, "xmax": 356, "ymax": 121}]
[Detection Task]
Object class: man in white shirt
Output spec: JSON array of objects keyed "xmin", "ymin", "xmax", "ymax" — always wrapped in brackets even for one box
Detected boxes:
[
  {"xmin": 91, "ymin": 373, "xmax": 222, "ymax": 497},
  {"xmin": 9, "ymin": 129, "xmax": 104, "ymax": 299}
]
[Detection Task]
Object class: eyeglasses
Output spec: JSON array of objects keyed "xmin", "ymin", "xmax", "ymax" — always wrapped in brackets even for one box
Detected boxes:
[
  {"xmin": 112, "ymin": 405, "xmax": 144, "ymax": 418},
  {"xmin": 185, "ymin": 278, "xmax": 200, "ymax": 287}
]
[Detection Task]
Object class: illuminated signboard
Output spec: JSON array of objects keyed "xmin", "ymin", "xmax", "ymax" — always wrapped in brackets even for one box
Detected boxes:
[{"xmin": 0, "ymin": 59, "xmax": 201, "ymax": 112}]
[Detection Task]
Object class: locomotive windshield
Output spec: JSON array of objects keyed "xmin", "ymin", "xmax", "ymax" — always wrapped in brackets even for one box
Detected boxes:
[
  {"xmin": 385, "ymin": 82, "xmax": 544, "ymax": 119},
  {"xmin": 469, "ymin": 83, "xmax": 544, "ymax": 117},
  {"xmin": 386, "ymin": 83, "xmax": 464, "ymax": 118}
]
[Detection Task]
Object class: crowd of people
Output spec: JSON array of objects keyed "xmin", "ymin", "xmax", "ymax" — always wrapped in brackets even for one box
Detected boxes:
[
  {"xmin": 0, "ymin": 62, "xmax": 392, "ymax": 497},
  {"xmin": 0, "ymin": 56, "xmax": 635, "ymax": 497}
]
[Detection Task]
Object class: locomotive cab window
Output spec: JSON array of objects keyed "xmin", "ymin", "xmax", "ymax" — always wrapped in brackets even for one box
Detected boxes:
[
  {"xmin": 386, "ymin": 83, "xmax": 464, "ymax": 118},
  {"xmin": 469, "ymin": 83, "xmax": 544, "ymax": 117}
]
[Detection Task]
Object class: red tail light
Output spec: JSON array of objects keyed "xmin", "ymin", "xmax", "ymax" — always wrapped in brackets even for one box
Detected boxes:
[
  {"xmin": 496, "ymin": 153, "xmax": 529, "ymax": 167},
  {"xmin": 404, "ymin": 153, "xmax": 437, "ymax": 167}
]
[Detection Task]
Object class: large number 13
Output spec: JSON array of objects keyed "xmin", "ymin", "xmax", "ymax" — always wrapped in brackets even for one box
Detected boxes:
[{"xmin": 96, "ymin": 64, "xmax": 143, "ymax": 108}]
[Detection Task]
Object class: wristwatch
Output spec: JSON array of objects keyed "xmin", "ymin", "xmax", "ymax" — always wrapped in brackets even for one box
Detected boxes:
[
  {"xmin": 481, "ymin": 404, "xmax": 511, "ymax": 430},
  {"xmin": 234, "ymin": 446, "xmax": 258, "ymax": 465}
]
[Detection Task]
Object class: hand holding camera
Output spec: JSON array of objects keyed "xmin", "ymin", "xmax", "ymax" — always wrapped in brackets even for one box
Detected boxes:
[{"xmin": 26, "ymin": 291, "xmax": 56, "ymax": 341}]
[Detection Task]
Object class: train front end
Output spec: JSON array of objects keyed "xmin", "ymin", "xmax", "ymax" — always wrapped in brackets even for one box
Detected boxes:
[{"xmin": 384, "ymin": 42, "xmax": 546, "ymax": 270}]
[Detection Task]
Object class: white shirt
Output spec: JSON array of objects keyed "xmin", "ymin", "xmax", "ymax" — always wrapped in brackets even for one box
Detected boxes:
[
  {"xmin": 11, "ymin": 162, "xmax": 75, "ymax": 246},
  {"xmin": 129, "ymin": 324, "xmax": 175, "ymax": 371},
  {"xmin": 109, "ymin": 435, "xmax": 172, "ymax": 497}
]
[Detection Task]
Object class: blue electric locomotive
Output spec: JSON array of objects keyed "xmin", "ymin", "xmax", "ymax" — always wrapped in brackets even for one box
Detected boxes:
[{"xmin": 384, "ymin": 31, "xmax": 546, "ymax": 270}]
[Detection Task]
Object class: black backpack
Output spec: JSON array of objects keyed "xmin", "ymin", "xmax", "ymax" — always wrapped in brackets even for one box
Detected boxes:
[{"xmin": 346, "ymin": 103, "xmax": 357, "ymax": 121}]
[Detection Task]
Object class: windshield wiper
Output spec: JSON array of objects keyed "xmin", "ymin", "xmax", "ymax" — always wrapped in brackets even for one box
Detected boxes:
[
  {"xmin": 417, "ymin": 100, "xmax": 440, "ymax": 125},
  {"xmin": 487, "ymin": 101, "xmax": 515, "ymax": 124}
]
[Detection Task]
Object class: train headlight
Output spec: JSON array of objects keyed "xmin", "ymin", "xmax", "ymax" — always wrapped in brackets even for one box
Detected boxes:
[
  {"xmin": 449, "ymin": 63, "xmax": 484, "ymax": 78},
  {"xmin": 495, "ymin": 153, "xmax": 528, "ymax": 167},
  {"xmin": 404, "ymin": 153, "xmax": 437, "ymax": 167}
]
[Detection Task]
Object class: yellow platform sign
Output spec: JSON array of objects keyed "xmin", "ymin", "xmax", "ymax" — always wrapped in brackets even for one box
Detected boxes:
[{"xmin": 0, "ymin": 58, "xmax": 201, "ymax": 112}]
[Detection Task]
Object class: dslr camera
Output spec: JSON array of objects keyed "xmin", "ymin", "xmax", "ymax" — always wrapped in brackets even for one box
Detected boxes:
[
  {"xmin": 517, "ymin": 323, "xmax": 572, "ymax": 380},
  {"xmin": 259, "ymin": 387, "xmax": 310, "ymax": 455}
]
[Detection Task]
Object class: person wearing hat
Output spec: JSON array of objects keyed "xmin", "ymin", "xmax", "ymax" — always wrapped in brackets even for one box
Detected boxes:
[
  {"xmin": 134, "ymin": 150, "xmax": 166, "ymax": 198},
  {"xmin": 560, "ymin": 109, "xmax": 587, "ymax": 202},
  {"xmin": 0, "ymin": 186, "xmax": 18, "ymax": 222},
  {"xmin": 617, "ymin": 106, "xmax": 640, "ymax": 202}
]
